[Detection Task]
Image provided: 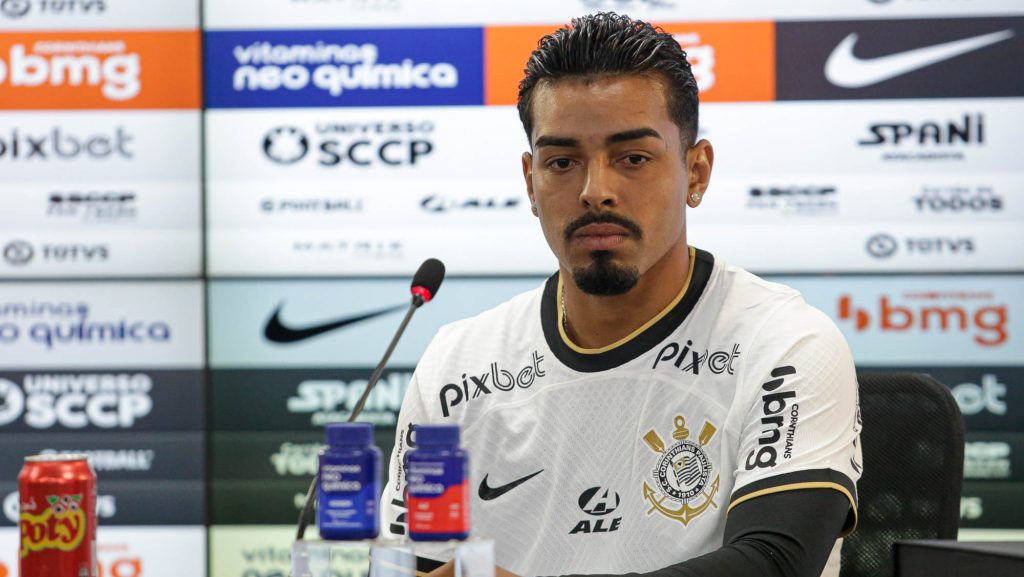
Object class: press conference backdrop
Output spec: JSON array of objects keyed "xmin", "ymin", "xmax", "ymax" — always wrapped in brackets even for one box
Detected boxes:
[{"xmin": 0, "ymin": 0, "xmax": 1021, "ymax": 575}]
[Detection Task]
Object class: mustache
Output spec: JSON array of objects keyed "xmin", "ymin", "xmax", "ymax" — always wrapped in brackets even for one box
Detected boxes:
[{"xmin": 564, "ymin": 212, "xmax": 644, "ymax": 241}]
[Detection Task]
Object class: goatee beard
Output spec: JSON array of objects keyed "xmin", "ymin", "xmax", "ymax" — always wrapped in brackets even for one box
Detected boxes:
[{"xmin": 572, "ymin": 251, "xmax": 639, "ymax": 296}]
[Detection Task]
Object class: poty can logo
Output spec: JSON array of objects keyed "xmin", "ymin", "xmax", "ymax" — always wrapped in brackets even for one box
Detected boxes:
[
  {"xmin": 0, "ymin": 31, "xmax": 200, "ymax": 110},
  {"xmin": 19, "ymin": 493, "xmax": 87, "ymax": 558},
  {"xmin": 205, "ymin": 27, "xmax": 484, "ymax": 108}
]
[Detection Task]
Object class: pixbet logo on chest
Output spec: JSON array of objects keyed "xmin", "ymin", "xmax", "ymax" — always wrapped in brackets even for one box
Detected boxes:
[
  {"xmin": 651, "ymin": 339, "xmax": 740, "ymax": 376},
  {"xmin": 438, "ymin": 351, "xmax": 545, "ymax": 417}
]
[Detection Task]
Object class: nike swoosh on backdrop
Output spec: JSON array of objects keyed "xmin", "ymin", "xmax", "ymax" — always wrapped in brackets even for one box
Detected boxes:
[
  {"xmin": 263, "ymin": 302, "xmax": 406, "ymax": 343},
  {"xmin": 825, "ymin": 29, "xmax": 1015, "ymax": 88},
  {"xmin": 478, "ymin": 470, "xmax": 544, "ymax": 501}
]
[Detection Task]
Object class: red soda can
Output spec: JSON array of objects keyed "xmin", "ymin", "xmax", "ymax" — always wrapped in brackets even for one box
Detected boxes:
[{"xmin": 18, "ymin": 454, "xmax": 97, "ymax": 577}]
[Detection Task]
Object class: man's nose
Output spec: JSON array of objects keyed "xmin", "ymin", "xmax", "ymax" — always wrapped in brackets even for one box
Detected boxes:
[{"xmin": 579, "ymin": 162, "xmax": 619, "ymax": 209}]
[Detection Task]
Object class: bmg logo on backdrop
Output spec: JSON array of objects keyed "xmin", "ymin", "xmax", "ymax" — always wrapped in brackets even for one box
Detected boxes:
[
  {"xmin": 837, "ymin": 292, "xmax": 1007, "ymax": 347},
  {"xmin": 262, "ymin": 122, "xmax": 433, "ymax": 167},
  {"xmin": 0, "ymin": 40, "xmax": 139, "ymax": 101}
]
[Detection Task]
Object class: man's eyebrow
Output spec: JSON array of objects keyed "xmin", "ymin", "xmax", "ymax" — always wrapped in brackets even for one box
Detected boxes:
[
  {"xmin": 607, "ymin": 128, "xmax": 662, "ymax": 144},
  {"xmin": 534, "ymin": 135, "xmax": 578, "ymax": 148}
]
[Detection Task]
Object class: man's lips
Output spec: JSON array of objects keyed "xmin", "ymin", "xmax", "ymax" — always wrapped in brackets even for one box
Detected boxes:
[{"xmin": 573, "ymin": 223, "xmax": 631, "ymax": 250}]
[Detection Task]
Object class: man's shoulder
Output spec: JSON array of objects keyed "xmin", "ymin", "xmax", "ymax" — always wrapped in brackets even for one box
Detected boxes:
[
  {"xmin": 709, "ymin": 256, "xmax": 842, "ymax": 344},
  {"xmin": 419, "ymin": 280, "xmax": 547, "ymax": 367},
  {"xmin": 440, "ymin": 281, "xmax": 545, "ymax": 336}
]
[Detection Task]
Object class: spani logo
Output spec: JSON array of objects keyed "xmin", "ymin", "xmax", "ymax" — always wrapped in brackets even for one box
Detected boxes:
[{"xmin": 263, "ymin": 126, "xmax": 309, "ymax": 164}]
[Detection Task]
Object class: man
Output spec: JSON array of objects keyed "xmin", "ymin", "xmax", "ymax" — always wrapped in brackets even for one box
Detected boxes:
[{"xmin": 381, "ymin": 13, "xmax": 861, "ymax": 577}]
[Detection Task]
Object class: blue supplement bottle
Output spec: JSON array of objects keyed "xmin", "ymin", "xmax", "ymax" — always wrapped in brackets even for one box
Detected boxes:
[
  {"xmin": 405, "ymin": 424, "xmax": 470, "ymax": 541},
  {"xmin": 317, "ymin": 422, "xmax": 381, "ymax": 540}
]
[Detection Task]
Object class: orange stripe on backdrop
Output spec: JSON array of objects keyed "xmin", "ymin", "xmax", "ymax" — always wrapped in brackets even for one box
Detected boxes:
[
  {"xmin": 485, "ymin": 25, "xmax": 556, "ymax": 106},
  {"xmin": 0, "ymin": 30, "xmax": 200, "ymax": 110},
  {"xmin": 485, "ymin": 22, "xmax": 775, "ymax": 105}
]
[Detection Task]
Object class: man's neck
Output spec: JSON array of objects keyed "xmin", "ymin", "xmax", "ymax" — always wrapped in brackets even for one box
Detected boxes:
[{"xmin": 561, "ymin": 243, "xmax": 692, "ymax": 350}]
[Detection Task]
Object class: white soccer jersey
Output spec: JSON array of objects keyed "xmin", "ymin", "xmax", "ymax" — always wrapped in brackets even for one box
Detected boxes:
[{"xmin": 381, "ymin": 247, "xmax": 862, "ymax": 577}]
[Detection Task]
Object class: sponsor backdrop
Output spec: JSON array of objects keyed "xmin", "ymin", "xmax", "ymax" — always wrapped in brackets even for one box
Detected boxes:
[{"xmin": 1, "ymin": 0, "xmax": 1022, "ymax": 574}]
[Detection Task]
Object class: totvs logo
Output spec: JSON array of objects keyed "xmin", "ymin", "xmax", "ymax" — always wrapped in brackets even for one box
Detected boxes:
[{"xmin": 838, "ymin": 292, "xmax": 1007, "ymax": 346}]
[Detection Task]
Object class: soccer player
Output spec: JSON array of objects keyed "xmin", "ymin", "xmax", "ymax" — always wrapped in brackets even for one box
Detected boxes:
[{"xmin": 381, "ymin": 13, "xmax": 862, "ymax": 577}]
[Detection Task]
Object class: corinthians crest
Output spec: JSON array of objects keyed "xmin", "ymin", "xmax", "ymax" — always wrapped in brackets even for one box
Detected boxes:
[{"xmin": 642, "ymin": 415, "xmax": 720, "ymax": 525}]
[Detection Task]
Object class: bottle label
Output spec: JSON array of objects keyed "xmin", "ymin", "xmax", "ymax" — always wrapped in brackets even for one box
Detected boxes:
[
  {"xmin": 407, "ymin": 457, "xmax": 469, "ymax": 535},
  {"xmin": 318, "ymin": 457, "xmax": 379, "ymax": 534}
]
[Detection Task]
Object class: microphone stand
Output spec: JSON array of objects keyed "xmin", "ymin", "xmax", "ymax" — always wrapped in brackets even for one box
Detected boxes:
[{"xmin": 295, "ymin": 294, "xmax": 425, "ymax": 540}]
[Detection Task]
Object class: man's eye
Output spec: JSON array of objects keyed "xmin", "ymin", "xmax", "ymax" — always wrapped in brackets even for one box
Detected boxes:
[
  {"xmin": 623, "ymin": 154, "xmax": 649, "ymax": 166},
  {"xmin": 549, "ymin": 158, "xmax": 574, "ymax": 170}
]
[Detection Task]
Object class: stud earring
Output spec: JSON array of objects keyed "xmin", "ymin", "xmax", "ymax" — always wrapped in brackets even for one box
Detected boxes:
[{"xmin": 689, "ymin": 193, "xmax": 701, "ymax": 203}]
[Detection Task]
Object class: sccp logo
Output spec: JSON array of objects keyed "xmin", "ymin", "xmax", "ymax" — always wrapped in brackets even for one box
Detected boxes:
[
  {"xmin": 866, "ymin": 234, "xmax": 898, "ymax": 259},
  {"xmin": 0, "ymin": 379, "xmax": 26, "ymax": 426},
  {"xmin": 1, "ymin": 0, "xmax": 30, "ymax": 18},
  {"xmin": 2, "ymin": 240, "xmax": 33, "ymax": 265},
  {"xmin": 263, "ymin": 126, "xmax": 309, "ymax": 164},
  {"xmin": 0, "ymin": 375, "xmax": 153, "ymax": 429},
  {"xmin": 261, "ymin": 120, "xmax": 434, "ymax": 168}
]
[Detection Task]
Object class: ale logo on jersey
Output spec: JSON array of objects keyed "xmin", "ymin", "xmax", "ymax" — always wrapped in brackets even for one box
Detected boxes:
[
  {"xmin": 570, "ymin": 486, "xmax": 622, "ymax": 535},
  {"xmin": 0, "ymin": 31, "xmax": 199, "ymax": 109},
  {"xmin": 205, "ymin": 27, "xmax": 484, "ymax": 108},
  {"xmin": 641, "ymin": 415, "xmax": 720, "ymax": 526},
  {"xmin": 838, "ymin": 291, "xmax": 1007, "ymax": 346}
]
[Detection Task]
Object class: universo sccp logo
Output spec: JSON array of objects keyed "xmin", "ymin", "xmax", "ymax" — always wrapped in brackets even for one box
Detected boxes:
[
  {"xmin": 261, "ymin": 120, "xmax": 434, "ymax": 167},
  {"xmin": 263, "ymin": 126, "xmax": 308, "ymax": 164},
  {"xmin": 0, "ymin": 374, "xmax": 153, "ymax": 429}
]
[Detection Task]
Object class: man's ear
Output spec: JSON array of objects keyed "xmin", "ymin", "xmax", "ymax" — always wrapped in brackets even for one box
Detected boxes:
[
  {"xmin": 686, "ymin": 139, "xmax": 714, "ymax": 208},
  {"xmin": 522, "ymin": 151, "xmax": 537, "ymax": 216}
]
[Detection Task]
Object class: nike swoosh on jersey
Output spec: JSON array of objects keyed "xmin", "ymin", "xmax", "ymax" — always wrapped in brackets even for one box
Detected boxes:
[
  {"xmin": 263, "ymin": 302, "xmax": 406, "ymax": 343},
  {"xmin": 478, "ymin": 470, "xmax": 544, "ymax": 501},
  {"xmin": 824, "ymin": 29, "xmax": 1015, "ymax": 88}
]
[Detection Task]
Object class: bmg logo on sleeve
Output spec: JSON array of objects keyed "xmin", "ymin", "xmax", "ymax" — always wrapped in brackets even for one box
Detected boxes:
[{"xmin": 205, "ymin": 28, "xmax": 484, "ymax": 108}]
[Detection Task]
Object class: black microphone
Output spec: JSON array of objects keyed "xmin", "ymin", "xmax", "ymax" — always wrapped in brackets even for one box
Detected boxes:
[{"xmin": 296, "ymin": 258, "xmax": 446, "ymax": 540}]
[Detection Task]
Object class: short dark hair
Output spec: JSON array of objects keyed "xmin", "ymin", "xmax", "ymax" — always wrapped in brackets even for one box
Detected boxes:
[{"xmin": 517, "ymin": 12, "xmax": 699, "ymax": 147}]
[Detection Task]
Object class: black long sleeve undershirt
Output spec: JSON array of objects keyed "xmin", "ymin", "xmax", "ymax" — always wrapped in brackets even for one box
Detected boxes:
[{"xmin": 561, "ymin": 488, "xmax": 851, "ymax": 577}]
